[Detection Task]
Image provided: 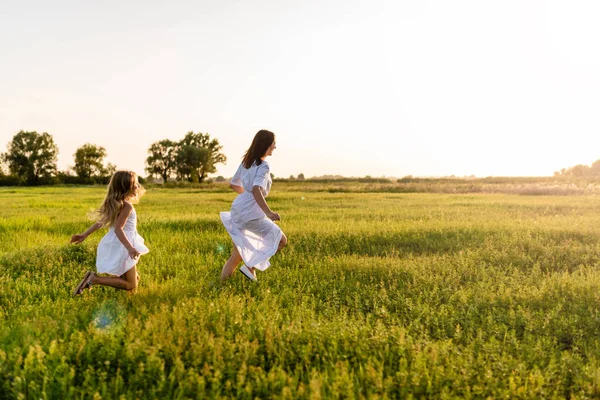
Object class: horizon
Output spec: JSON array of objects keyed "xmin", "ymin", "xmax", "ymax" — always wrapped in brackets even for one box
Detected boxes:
[
  {"xmin": 1, "ymin": 127, "xmax": 598, "ymax": 180},
  {"xmin": 2, "ymin": 0, "xmax": 600, "ymax": 178}
]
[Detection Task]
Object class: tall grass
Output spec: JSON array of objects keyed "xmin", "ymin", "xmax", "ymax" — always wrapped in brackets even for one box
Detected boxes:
[{"xmin": 1, "ymin": 185, "xmax": 600, "ymax": 398}]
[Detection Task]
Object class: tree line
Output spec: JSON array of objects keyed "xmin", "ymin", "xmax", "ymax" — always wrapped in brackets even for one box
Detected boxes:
[
  {"xmin": 0, "ymin": 130, "xmax": 226, "ymax": 186},
  {"xmin": 555, "ymin": 160, "xmax": 600, "ymax": 177}
]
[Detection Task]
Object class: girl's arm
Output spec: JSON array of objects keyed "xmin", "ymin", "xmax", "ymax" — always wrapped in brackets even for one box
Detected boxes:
[
  {"xmin": 252, "ymin": 186, "xmax": 280, "ymax": 221},
  {"xmin": 70, "ymin": 222, "xmax": 103, "ymax": 244},
  {"xmin": 114, "ymin": 202, "xmax": 140, "ymax": 259},
  {"xmin": 230, "ymin": 184, "xmax": 244, "ymax": 194}
]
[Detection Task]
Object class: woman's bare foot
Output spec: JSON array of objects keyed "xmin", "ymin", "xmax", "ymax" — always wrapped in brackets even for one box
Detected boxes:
[{"xmin": 239, "ymin": 265, "xmax": 257, "ymax": 282}]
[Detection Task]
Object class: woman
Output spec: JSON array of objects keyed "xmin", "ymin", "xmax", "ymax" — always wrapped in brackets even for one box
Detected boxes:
[{"xmin": 220, "ymin": 130, "xmax": 287, "ymax": 281}]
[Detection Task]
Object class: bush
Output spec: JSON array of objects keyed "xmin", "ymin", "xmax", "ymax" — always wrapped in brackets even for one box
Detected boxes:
[
  {"xmin": 0, "ymin": 175, "xmax": 24, "ymax": 186},
  {"xmin": 56, "ymin": 172, "xmax": 110, "ymax": 185}
]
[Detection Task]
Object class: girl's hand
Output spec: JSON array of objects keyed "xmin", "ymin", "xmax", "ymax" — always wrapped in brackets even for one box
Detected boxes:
[
  {"xmin": 70, "ymin": 234, "xmax": 86, "ymax": 244},
  {"xmin": 128, "ymin": 247, "xmax": 141, "ymax": 260},
  {"xmin": 268, "ymin": 211, "xmax": 281, "ymax": 221}
]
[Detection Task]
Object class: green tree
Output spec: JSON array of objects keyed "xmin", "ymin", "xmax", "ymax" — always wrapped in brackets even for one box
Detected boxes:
[
  {"xmin": 4, "ymin": 131, "xmax": 58, "ymax": 184},
  {"xmin": 297, "ymin": 173, "xmax": 305, "ymax": 180},
  {"xmin": 568, "ymin": 164, "xmax": 588, "ymax": 177},
  {"xmin": 106, "ymin": 163, "xmax": 117, "ymax": 176},
  {"xmin": 145, "ymin": 139, "xmax": 178, "ymax": 183},
  {"xmin": 176, "ymin": 145, "xmax": 210, "ymax": 183},
  {"xmin": 179, "ymin": 131, "xmax": 226, "ymax": 182},
  {"xmin": 73, "ymin": 143, "xmax": 108, "ymax": 178}
]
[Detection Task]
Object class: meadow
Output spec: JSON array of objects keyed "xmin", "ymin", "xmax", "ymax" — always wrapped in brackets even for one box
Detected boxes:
[{"xmin": 1, "ymin": 182, "xmax": 600, "ymax": 399}]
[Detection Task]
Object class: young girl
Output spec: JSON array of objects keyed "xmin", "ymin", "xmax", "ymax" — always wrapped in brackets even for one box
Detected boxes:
[
  {"xmin": 71, "ymin": 170, "xmax": 149, "ymax": 295},
  {"xmin": 220, "ymin": 129, "xmax": 288, "ymax": 281}
]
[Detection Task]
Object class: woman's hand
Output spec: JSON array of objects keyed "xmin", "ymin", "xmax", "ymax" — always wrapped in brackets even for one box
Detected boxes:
[
  {"xmin": 70, "ymin": 234, "xmax": 86, "ymax": 244},
  {"xmin": 267, "ymin": 211, "xmax": 281, "ymax": 221},
  {"xmin": 128, "ymin": 247, "xmax": 141, "ymax": 260}
]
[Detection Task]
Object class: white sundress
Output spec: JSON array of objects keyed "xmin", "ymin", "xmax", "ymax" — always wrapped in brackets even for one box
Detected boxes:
[
  {"xmin": 220, "ymin": 161, "xmax": 283, "ymax": 271},
  {"xmin": 96, "ymin": 204, "xmax": 149, "ymax": 276}
]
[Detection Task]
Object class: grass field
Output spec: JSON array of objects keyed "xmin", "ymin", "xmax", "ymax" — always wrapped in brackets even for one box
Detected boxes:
[{"xmin": 2, "ymin": 184, "xmax": 600, "ymax": 399}]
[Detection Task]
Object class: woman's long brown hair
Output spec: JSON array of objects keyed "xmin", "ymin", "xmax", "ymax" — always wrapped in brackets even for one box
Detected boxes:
[
  {"xmin": 92, "ymin": 171, "xmax": 145, "ymax": 227},
  {"xmin": 242, "ymin": 130, "xmax": 275, "ymax": 169}
]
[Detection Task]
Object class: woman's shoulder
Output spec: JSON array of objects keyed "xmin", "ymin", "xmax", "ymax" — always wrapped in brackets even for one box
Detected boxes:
[
  {"xmin": 257, "ymin": 160, "xmax": 270, "ymax": 170},
  {"xmin": 243, "ymin": 160, "xmax": 270, "ymax": 172}
]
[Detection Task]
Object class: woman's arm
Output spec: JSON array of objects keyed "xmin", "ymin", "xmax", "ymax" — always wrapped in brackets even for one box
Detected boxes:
[
  {"xmin": 230, "ymin": 184, "xmax": 244, "ymax": 194},
  {"xmin": 70, "ymin": 222, "xmax": 103, "ymax": 244},
  {"xmin": 252, "ymin": 186, "xmax": 280, "ymax": 221},
  {"xmin": 113, "ymin": 202, "xmax": 140, "ymax": 259}
]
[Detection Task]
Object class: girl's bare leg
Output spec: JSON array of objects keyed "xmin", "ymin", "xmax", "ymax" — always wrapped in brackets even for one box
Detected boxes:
[
  {"xmin": 221, "ymin": 243, "xmax": 243, "ymax": 280},
  {"xmin": 92, "ymin": 266, "xmax": 139, "ymax": 291},
  {"xmin": 121, "ymin": 272, "xmax": 140, "ymax": 283}
]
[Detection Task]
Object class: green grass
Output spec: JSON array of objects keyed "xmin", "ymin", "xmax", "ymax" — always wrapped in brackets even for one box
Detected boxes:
[{"xmin": 1, "ymin": 185, "xmax": 600, "ymax": 398}]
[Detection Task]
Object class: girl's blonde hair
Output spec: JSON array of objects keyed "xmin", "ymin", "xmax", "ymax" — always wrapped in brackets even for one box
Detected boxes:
[{"xmin": 93, "ymin": 171, "xmax": 145, "ymax": 227}]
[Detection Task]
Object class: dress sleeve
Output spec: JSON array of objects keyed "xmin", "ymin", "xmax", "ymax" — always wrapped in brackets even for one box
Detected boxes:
[
  {"xmin": 230, "ymin": 164, "xmax": 243, "ymax": 186},
  {"xmin": 252, "ymin": 162, "xmax": 270, "ymax": 192}
]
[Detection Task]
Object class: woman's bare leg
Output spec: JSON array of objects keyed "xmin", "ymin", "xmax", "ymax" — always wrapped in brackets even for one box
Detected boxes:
[
  {"xmin": 92, "ymin": 266, "xmax": 139, "ymax": 291},
  {"xmin": 221, "ymin": 243, "xmax": 243, "ymax": 280},
  {"xmin": 221, "ymin": 233, "xmax": 287, "ymax": 279},
  {"xmin": 277, "ymin": 233, "xmax": 288, "ymax": 253},
  {"xmin": 245, "ymin": 233, "xmax": 288, "ymax": 277}
]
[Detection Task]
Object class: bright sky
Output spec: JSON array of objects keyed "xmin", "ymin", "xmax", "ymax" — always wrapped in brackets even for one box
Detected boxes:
[{"xmin": 1, "ymin": 0, "xmax": 599, "ymax": 178}]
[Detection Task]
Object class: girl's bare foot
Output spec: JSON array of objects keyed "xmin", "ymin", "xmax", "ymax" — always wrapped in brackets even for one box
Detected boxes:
[
  {"xmin": 73, "ymin": 271, "xmax": 94, "ymax": 296},
  {"xmin": 87, "ymin": 272, "xmax": 96, "ymax": 289}
]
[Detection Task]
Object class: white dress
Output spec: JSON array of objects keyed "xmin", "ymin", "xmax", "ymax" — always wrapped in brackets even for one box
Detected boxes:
[
  {"xmin": 220, "ymin": 161, "xmax": 283, "ymax": 271},
  {"xmin": 96, "ymin": 204, "xmax": 149, "ymax": 276}
]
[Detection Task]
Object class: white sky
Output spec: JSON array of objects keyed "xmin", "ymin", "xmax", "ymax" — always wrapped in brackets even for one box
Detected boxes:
[{"xmin": 1, "ymin": 0, "xmax": 599, "ymax": 178}]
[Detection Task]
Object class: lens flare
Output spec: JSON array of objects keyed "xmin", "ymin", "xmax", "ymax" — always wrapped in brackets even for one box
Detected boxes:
[{"xmin": 91, "ymin": 300, "xmax": 126, "ymax": 333}]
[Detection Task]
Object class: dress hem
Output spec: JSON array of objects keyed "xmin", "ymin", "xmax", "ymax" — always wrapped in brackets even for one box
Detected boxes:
[{"xmin": 220, "ymin": 212, "xmax": 282, "ymax": 271}]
